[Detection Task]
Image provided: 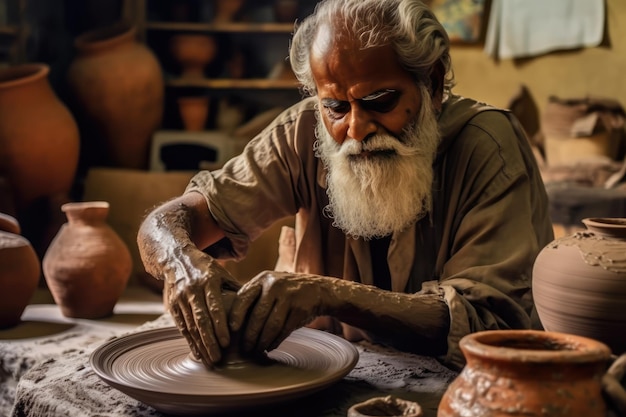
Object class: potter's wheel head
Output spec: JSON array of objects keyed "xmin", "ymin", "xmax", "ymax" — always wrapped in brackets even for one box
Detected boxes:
[{"xmin": 90, "ymin": 326, "xmax": 358, "ymax": 415}]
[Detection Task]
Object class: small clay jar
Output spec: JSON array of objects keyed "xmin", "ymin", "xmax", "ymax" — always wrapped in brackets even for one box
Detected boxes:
[
  {"xmin": 0, "ymin": 213, "xmax": 41, "ymax": 328},
  {"xmin": 177, "ymin": 96, "xmax": 210, "ymax": 131},
  {"xmin": 437, "ymin": 330, "xmax": 612, "ymax": 417},
  {"xmin": 348, "ymin": 395, "xmax": 423, "ymax": 417},
  {"xmin": 42, "ymin": 201, "xmax": 132, "ymax": 319},
  {"xmin": 169, "ymin": 34, "xmax": 218, "ymax": 79}
]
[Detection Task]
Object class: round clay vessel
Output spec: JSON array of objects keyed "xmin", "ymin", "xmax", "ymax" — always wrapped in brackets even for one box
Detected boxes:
[
  {"xmin": 42, "ymin": 201, "xmax": 132, "ymax": 319},
  {"xmin": 67, "ymin": 22, "xmax": 164, "ymax": 170},
  {"xmin": 169, "ymin": 34, "xmax": 218, "ymax": 79},
  {"xmin": 533, "ymin": 217, "xmax": 626, "ymax": 354},
  {"xmin": 0, "ymin": 214, "xmax": 41, "ymax": 328},
  {"xmin": 0, "ymin": 64, "xmax": 80, "ymax": 210},
  {"xmin": 177, "ymin": 96, "xmax": 210, "ymax": 131},
  {"xmin": 437, "ymin": 329, "xmax": 611, "ymax": 417},
  {"xmin": 348, "ymin": 395, "xmax": 423, "ymax": 417}
]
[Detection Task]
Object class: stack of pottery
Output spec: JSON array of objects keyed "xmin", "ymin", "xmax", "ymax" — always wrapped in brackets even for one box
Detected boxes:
[
  {"xmin": 0, "ymin": 213, "xmax": 40, "ymax": 328},
  {"xmin": 67, "ymin": 22, "xmax": 164, "ymax": 170},
  {"xmin": 43, "ymin": 201, "xmax": 132, "ymax": 319}
]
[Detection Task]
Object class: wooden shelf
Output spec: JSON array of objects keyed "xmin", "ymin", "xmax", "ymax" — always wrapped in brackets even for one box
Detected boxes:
[
  {"xmin": 166, "ymin": 78, "xmax": 299, "ymax": 89},
  {"xmin": 146, "ymin": 21, "xmax": 295, "ymax": 34},
  {"xmin": 0, "ymin": 26, "xmax": 19, "ymax": 36}
]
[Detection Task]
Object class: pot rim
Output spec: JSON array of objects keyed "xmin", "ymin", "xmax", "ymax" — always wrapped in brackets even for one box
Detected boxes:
[
  {"xmin": 61, "ymin": 201, "xmax": 110, "ymax": 212},
  {"xmin": 460, "ymin": 330, "xmax": 611, "ymax": 363},
  {"xmin": 0, "ymin": 63, "xmax": 49, "ymax": 90},
  {"xmin": 74, "ymin": 21, "xmax": 136, "ymax": 52}
]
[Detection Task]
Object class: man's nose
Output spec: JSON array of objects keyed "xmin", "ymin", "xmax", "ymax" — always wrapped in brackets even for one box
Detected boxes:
[{"xmin": 347, "ymin": 107, "xmax": 377, "ymax": 142}]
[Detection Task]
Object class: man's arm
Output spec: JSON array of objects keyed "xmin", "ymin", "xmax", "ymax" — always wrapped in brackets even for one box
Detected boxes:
[{"xmin": 137, "ymin": 191, "xmax": 242, "ymax": 367}]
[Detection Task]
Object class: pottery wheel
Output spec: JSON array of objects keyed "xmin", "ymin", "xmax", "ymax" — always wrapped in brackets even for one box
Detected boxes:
[{"xmin": 90, "ymin": 326, "xmax": 359, "ymax": 415}]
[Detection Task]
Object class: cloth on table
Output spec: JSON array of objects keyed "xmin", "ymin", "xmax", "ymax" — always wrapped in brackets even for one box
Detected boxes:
[{"xmin": 7, "ymin": 313, "xmax": 457, "ymax": 417}]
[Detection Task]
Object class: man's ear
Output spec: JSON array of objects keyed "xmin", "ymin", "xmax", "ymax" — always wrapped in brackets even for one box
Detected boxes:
[{"xmin": 429, "ymin": 60, "xmax": 445, "ymax": 112}]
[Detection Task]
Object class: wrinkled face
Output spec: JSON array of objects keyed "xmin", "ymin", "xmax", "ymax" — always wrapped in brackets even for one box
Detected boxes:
[
  {"xmin": 311, "ymin": 25, "xmax": 441, "ymax": 239},
  {"xmin": 310, "ymin": 24, "xmax": 423, "ymax": 145}
]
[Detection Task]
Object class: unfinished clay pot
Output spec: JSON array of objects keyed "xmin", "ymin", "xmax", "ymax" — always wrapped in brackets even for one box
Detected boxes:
[
  {"xmin": 437, "ymin": 330, "xmax": 612, "ymax": 417},
  {"xmin": 43, "ymin": 201, "xmax": 132, "ymax": 319},
  {"xmin": 0, "ymin": 213, "xmax": 40, "ymax": 328},
  {"xmin": 533, "ymin": 217, "xmax": 626, "ymax": 354}
]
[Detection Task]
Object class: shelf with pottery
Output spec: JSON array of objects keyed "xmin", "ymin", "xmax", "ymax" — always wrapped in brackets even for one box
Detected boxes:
[{"xmin": 145, "ymin": 21, "xmax": 295, "ymax": 34}]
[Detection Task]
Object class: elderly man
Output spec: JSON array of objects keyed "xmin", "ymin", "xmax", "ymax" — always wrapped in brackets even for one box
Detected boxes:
[{"xmin": 137, "ymin": 0, "xmax": 553, "ymax": 371}]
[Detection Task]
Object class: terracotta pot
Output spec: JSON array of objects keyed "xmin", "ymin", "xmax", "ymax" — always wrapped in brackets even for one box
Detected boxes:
[
  {"xmin": 169, "ymin": 34, "xmax": 218, "ymax": 79},
  {"xmin": 0, "ymin": 64, "xmax": 80, "ymax": 210},
  {"xmin": 533, "ymin": 217, "xmax": 626, "ymax": 354},
  {"xmin": 67, "ymin": 22, "xmax": 164, "ymax": 170},
  {"xmin": 0, "ymin": 213, "xmax": 41, "ymax": 328},
  {"xmin": 438, "ymin": 330, "xmax": 612, "ymax": 417},
  {"xmin": 213, "ymin": 0, "xmax": 245, "ymax": 23},
  {"xmin": 273, "ymin": 0, "xmax": 298, "ymax": 23},
  {"xmin": 42, "ymin": 201, "xmax": 132, "ymax": 319},
  {"xmin": 177, "ymin": 96, "xmax": 210, "ymax": 131}
]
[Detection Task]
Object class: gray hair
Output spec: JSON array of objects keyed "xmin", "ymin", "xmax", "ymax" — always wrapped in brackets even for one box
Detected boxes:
[{"xmin": 290, "ymin": 0, "xmax": 455, "ymax": 99}]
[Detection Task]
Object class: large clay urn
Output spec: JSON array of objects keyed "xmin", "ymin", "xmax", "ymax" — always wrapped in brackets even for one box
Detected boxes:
[
  {"xmin": 0, "ymin": 213, "xmax": 40, "ymax": 328},
  {"xmin": 533, "ymin": 217, "xmax": 626, "ymax": 355},
  {"xmin": 0, "ymin": 64, "xmax": 80, "ymax": 211},
  {"xmin": 67, "ymin": 22, "xmax": 164, "ymax": 170},
  {"xmin": 42, "ymin": 201, "xmax": 132, "ymax": 319},
  {"xmin": 438, "ymin": 330, "xmax": 612, "ymax": 417}
]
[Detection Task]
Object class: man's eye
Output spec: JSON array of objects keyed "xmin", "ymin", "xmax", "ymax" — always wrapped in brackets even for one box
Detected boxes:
[
  {"xmin": 361, "ymin": 90, "xmax": 400, "ymax": 113},
  {"xmin": 325, "ymin": 102, "xmax": 350, "ymax": 117}
]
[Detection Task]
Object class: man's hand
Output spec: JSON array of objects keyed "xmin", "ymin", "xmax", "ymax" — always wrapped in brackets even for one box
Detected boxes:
[
  {"xmin": 229, "ymin": 271, "xmax": 336, "ymax": 355},
  {"xmin": 164, "ymin": 252, "xmax": 242, "ymax": 368}
]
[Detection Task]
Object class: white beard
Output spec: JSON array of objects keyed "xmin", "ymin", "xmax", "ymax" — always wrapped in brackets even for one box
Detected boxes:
[{"xmin": 314, "ymin": 88, "xmax": 441, "ymax": 240}]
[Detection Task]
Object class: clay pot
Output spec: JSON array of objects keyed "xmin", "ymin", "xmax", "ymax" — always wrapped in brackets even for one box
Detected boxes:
[
  {"xmin": 43, "ymin": 201, "xmax": 132, "ymax": 319},
  {"xmin": 348, "ymin": 396, "xmax": 423, "ymax": 417},
  {"xmin": 533, "ymin": 217, "xmax": 626, "ymax": 354},
  {"xmin": 0, "ymin": 64, "xmax": 80, "ymax": 211},
  {"xmin": 0, "ymin": 213, "xmax": 41, "ymax": 328},
  {"xmin": 438, "ymin": 330, "xmax": 612, "ymax": 417},
  {"xmin": 273, "ymin": 0, "xmax": 298, "ymax": 23},
  {"xmin": 169, "ymin": 34, "xmax": 218, "ymax": 79},
  {"xmin": 177, "ymin": 96, "xmax": 210, "ymax": 131},
  {"xmin": 67, "ymin": 22, "xmax": 164, "ymax": 170},
  {"xmin": 213, "ymin": 0, "xmax": 245, "ymax": 23}
]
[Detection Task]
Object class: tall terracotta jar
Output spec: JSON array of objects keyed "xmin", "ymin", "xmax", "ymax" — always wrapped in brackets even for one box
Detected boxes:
[
  {"xmin": 438, "ymin": 330, "xmax": 612, "ymax": 417},
  {"xmin": 533, "ymin": 217, "xmax": 626, "ymax": 355},
  {"xmin": 42, "ymin": 201, "xmax": 132, "ymax": 319},
  {"xmin": 0, "ymin": 213, "xmax": 41, "ymax": 328},
  {"xmin": 67, "ymin": 22, "xmax": 164, "ymax": 170},
  {"xmin": 0, "ymin": 64, "xmax": 80, "ymax": 210}
]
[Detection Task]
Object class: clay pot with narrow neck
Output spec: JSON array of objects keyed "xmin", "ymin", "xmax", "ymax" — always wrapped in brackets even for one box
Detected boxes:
[
  {"xmin": 42, "ymin": 201, "xmax": 132, "ymax": 319},
  {"xmin": 438, "ymin": 330, "xmax": 612, "ymax": 417},
  {"xmin": 0, "ymin": 213, "xmax": 41, "ymax": 328},
  {"xmin": 0, "ymin": 64, "xmax": 80, "ymax": 211},
  {"xmin": 67, "ymin": 22, "xmax": 164, "ymax": 170},
  {"xmin": 533, "ymin": 217, "xmax": 626, "ymax": 355}
]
